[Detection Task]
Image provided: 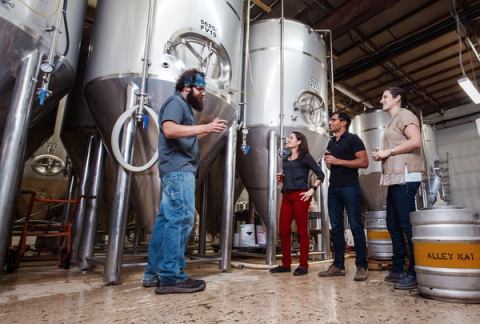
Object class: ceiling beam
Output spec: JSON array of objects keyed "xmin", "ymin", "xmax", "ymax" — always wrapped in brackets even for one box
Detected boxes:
[
  {"xmin": 252, "ymin": 0, "xmax": 272, "ymax": 13},
  {"xmin": 360, "ymin": 51, "xmax": 472, "ymax": 94},
  {"xmin": 312, "ymin": 0, "xmax": 399, "ymax": 38},
  {"xmin": 354, "ymin": 40, "xmax": 459, "ymax": 90},
  {"xmin": 334, "ymin": 2, "xmax": 480, "ymax": 81},
  {"xmin": 337, "ymin": 0, "xmax": 438, "ymax": 56}
]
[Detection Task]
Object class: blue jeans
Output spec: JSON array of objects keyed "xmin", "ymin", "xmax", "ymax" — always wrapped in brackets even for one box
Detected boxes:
[
  {"xmin": 328, "ymin": 184, "xmax": 368, "ymax": 269},
  {"xmin": 386, "ymin": 182, "xmax": 420, "ymax": 277},
  {"xmin": 144, "ymin": 171, "xmax": 196, "ymax": 285}
]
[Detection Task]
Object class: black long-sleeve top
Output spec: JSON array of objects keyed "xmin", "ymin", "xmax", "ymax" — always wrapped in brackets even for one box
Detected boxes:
[{"xmin": 281, "ymin": 153, "xmax": 325, "ymax": 193}]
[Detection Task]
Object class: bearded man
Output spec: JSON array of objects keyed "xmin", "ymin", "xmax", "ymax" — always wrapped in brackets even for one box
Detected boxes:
[{"xmin": 143, "ymin": 69, "xmax": 227, "ymax": 294}]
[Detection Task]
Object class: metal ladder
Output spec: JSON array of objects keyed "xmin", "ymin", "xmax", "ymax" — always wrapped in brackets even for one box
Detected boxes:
[{"xmin": 437, "ymin": 152, "xmax": 452, "ymax": 204}]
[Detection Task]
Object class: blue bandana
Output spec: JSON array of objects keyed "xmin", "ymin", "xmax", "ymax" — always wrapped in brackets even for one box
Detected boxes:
[{"xmin": 185, "ymin": 72, "xmax": 206, "ymax": 88}]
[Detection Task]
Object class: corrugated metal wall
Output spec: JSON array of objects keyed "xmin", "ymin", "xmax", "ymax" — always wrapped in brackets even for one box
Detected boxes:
[{"xmin": 436, "ymin": 121, "xmax": 480, "ymax": 215}]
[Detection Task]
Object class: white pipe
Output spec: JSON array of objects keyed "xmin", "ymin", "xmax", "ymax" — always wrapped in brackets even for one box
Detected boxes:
[
  {"xmin": 111, "ymin": 105, "xmax": 158, "ymax": 172},
  {"xmin": 231, "ymin": 255, "xmax": 354, "ymax": 270}
]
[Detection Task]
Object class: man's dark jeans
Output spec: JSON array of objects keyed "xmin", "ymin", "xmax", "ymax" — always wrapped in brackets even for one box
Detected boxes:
[
  {"xmin": 386, "ymin": 182, "xmax": 421, "ymax": 277},
  {"xmin": 328, "ymin": 184, "xmax": 368, "ymax": 269}
]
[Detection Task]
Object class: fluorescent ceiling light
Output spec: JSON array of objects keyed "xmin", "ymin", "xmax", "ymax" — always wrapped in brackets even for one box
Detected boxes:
[{"xmin": 458, "ymin": 77, "xmax": 480, "ymax": 104}]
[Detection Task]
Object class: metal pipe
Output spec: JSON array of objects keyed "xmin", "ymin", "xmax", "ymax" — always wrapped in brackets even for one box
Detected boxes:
[
  {"xmin": 0, "ymin": 49, "xmax": 40, "ymax": 267},
  {"xmin": 198, "ymin": 175, "xmax": 208, "ymax": 255},
  {"xmin": 239, "ymin": 0, "xmax": 251, "ymax": 154},
  {"xmin": 240, "ymin": 0, "xmax": 251, "ymax": 129},
  {"xmin": 136, "ymin": 0, "xmax": 156, "ymax": 120},
  {"xmin": 132, "ymin": 223, "xmax": 143, "ymax": 254},
  {"xmin": 266, "ymin": 130, "xmax": 278, "ymax": 265},
  {"xmin": 279, "ymin": 0, "xmax": 285, "ymax": 150},
  {"xmin": 219, "ymin": 120, "xmax": 238, "ymax": 272},
  {"xmin": 43, "ymin": 0, "xmax": 65, "ymax": 72},
  {"xmin": 419, "ymin": 111, "xmax": 433, "ymax": 207},
  {"xmin": 79, "ymin": 138, "xmax": 106, "ymax": 271},
  {"xmin": 60, "ymin": 167, "xmax": 77, "ymax": 224},
  {"xmin": 38, "ymin": 0, "xmax": 65, "ymax": 104},
  {"xmin": 104, "ymin": 82, "xmax": 139, "ymax": 284},
  {"xmin": 312, "ymin": 29, "xmax": 335, "ymax": 113},
  {"xmin": 70, "ymin": 133, "xmax": 95, "ymax": 263}
]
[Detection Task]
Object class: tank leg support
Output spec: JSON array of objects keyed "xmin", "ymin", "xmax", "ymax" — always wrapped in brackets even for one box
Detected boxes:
[
  {"xmin": 79, "ymin": 137, "xmax": 106, "ymax": 271},
  {"xmin": 266, "ymin": 130, "xmax": 278, "ymax": 266},
  {"xmin": 70, "ymin": 133, "xmax": 96, "ymax": 264},
  {"xmin": 104, "ymin": 83, "xmax": 139, "ymax": 284},
  {"xmin": 0, "ymin": 50, "xmax": 39, "ymax": 268},
  {"xmin": 220, "ymin": 120, "xmax": 237, "ymax": 272},
  {"xmin": 198, "ymin": 176, "xmax": 208, "ymax": 256},
  {"xmin": 320, "ymin": 162, "xmax": 330, "ymax": 260}
]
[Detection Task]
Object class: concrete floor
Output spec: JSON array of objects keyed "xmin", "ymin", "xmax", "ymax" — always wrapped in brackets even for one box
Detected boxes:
[{"xmin": 0, "ymin": 259, "xmax": 479, "ymax": 324}]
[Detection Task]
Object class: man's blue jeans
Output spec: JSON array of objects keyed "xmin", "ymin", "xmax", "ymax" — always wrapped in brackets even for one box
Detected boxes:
[
  {"xmin": 144, "ymin": 171, "xmax": 196, "ymax": 285},
  {"xmin": 328, "ymin": 184, "xmax": 368, "ymax": 269},
  {"xmin": 386, "ymin": 182, "xmax": 420, "ymax": 277}
]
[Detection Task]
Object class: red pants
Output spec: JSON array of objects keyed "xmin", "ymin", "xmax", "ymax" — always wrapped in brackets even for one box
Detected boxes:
[{"xmin": 279, "ymin": 191, "xmax": 311, "ymax": 268}]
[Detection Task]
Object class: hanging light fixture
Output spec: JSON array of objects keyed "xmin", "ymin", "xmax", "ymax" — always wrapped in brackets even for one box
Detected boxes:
[
  {"xmin": 453, "ymin": 0, "xmax": 480, "ymax": 104},
  {"xmin": 457, "ymin": 77, "xmax": 480, "ymax": 104}
]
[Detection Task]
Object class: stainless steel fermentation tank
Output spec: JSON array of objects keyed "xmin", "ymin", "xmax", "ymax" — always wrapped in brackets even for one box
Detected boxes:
[
  {"xmin": 84, "ymin": 0, "xmax": 244, "ymax": 232},
  {"xmin": 0, "ymin": 0, "xmax": 86, "ymax": 154},
  {"xmin": 0, "ymin": 0, "xmax": 86, "ymax": 267},
  {"xmin": 351, "ymin": 109, "xmax": 391, "ymax": 212},
  {"xmin": 237, "ymin": 19, "xmax": 330, "ymax": 260}
]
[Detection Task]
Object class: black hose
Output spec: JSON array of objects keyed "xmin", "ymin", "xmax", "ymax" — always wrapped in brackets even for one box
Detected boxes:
[{"xmin": 62, "ymin": 0, "xmax": 70, "ymax": 56}]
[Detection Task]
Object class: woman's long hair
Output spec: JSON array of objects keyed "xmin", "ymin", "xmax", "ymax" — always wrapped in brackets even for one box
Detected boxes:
[{"xmin": 292, "ymin": 131, "xmax": 310, "ymax": 159}]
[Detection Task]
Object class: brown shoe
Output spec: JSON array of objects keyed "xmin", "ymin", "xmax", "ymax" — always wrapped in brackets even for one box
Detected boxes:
[
  {"xmin": 318, "ymin": 264, "xmax": 345, "ymax": 277},
  {"xmin": 354, "ymin": 267, "xmax": 368, "ymax": 281}
]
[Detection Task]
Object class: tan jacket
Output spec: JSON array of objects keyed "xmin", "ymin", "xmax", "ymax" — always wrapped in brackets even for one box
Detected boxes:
[{"xmin": 380, "ymin": 108, "xmax": 424, "ymax": 186}]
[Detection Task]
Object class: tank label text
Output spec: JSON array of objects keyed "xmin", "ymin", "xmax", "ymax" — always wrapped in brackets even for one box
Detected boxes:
[
  {"xmin": 308, "ymin": 77, "xmax": 321, "ymax": 91},
  {"xmin": 414, "ymin": 242, "xmax": 480, "ymax": 269},
  {"xmin": 201, "ymin": 19, "xmax": 217, "ymax": 37}
]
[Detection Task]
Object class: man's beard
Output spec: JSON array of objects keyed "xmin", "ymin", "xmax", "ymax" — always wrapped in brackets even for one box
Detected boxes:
[{"xmin": 187, "ymin": 92, "xmax": 204, "ymax": 112}]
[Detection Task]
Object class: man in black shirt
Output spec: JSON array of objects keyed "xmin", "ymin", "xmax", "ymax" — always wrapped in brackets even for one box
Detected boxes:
[{"xmin": 318, "ymin": 111, "xmax": 369, "ymax": 281}]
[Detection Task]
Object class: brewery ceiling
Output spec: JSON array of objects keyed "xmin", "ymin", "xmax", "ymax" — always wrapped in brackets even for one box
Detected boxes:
[
  {"xmin": 251, "ymin": 0, "xmax": 480, "ymax": 117},
  {"xmin": 85, "ymin": 0, "xmax": 480, "ymax": 118}
]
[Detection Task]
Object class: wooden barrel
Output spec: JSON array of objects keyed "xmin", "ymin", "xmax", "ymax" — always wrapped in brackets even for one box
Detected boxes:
[{"xmin": 411, "ymin": 206, "xmax": 480, "ymax": 303}]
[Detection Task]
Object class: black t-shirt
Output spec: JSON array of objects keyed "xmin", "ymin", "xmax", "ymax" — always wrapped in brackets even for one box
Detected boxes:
[
  {"xmin": 281, "ymin": 153, "xmax": 325, "ymax": 192},
  {"xmin": 327, "ymin": 132, "xmax": 366, "ymax": 188}
]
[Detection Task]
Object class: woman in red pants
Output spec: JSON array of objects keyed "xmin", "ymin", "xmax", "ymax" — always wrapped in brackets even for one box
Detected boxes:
[{"xmin": 269, "ymin": 131, "xmax": 325, "ymax": 276}]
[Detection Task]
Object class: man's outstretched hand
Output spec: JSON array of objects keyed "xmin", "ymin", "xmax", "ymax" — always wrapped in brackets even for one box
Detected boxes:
[{"xmin": 204, "ymin": 118, "xmax": 228, "ymax": 133}]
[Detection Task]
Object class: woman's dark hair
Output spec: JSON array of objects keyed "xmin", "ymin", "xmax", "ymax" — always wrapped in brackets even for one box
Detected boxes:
[
  {"xmin": 292, "ymin": 131, "xmax": 310, "ymax": 159},
  {"xmin": 385, "ymin": 86, "xmax": 408, "ymax": 107},
  {"xmin": 175, "ymin": 69, "xmax": 204, "ymax": 92}
]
